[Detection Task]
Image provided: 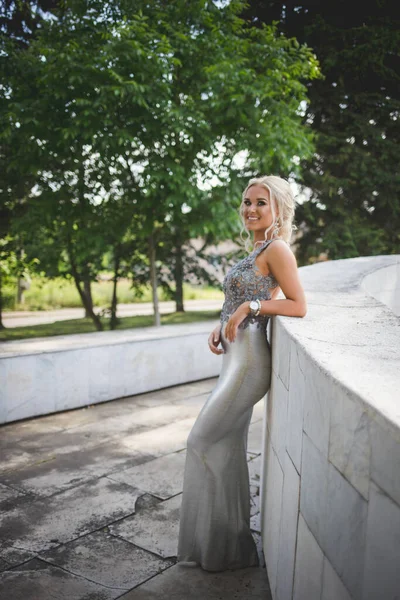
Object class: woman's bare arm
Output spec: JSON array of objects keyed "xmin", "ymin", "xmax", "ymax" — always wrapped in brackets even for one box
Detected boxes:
[{"xmin": 258, "ymin": 240, "xmax": 307, "ymax": 318}]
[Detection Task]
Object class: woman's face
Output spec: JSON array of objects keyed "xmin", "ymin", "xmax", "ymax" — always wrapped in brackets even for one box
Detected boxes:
[{"xmin": 242, "ymin": 184, "xmax": 275, "ymax": 233}]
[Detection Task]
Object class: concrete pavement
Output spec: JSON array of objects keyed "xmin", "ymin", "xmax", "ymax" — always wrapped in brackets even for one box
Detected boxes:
[{"xmin": 0, "ymin": 378, "xmax": 271, "ymax": 599}]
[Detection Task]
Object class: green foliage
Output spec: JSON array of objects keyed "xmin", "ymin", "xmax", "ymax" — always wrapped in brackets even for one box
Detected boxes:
[
  {"xmin": 1, "ymin": 0, "xmax": 319, "ymax": 323},
  {"xmin": 242, "ymin": 0, "xmax": 400, "ymax": 262}
]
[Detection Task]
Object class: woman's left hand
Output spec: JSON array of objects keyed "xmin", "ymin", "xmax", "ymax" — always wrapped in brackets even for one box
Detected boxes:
[{"xmin": 224, "ymin": 303, "xmax": 249, "ymax": 343}]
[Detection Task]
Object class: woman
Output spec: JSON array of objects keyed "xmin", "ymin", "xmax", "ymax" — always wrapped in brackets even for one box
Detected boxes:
[{"xmin": 177, "ymin": 175, "xmax": 307, "ymax": 572}]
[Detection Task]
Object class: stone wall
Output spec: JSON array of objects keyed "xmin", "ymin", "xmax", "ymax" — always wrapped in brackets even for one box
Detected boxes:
[
  {"xmin": 260, "ymin": 255, "xmax": 400, "ymax": 600},
  {"xmin": 0, "ymin": 322, "xmax": 221, "ymax": 424}
]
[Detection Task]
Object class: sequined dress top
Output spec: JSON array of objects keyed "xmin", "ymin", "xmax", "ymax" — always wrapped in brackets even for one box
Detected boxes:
[{"xmin": 220, "ymin": 239, "xmax": 280, "ymax": 331}]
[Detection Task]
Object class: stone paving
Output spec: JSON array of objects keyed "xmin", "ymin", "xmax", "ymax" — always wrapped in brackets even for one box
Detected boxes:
[{"xmin": 0, "ymin": 378, "xmax": 272, "ymax": 600}]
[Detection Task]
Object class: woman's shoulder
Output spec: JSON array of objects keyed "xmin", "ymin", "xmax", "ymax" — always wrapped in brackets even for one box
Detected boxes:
[{"xmin": 264, "ymin": 238, "xmax": 297, "ymax": 266}]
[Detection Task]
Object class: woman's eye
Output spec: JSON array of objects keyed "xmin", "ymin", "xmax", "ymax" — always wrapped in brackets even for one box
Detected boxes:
[{"xmin": 243, "ymin": 199, "xmax": 267, "ymax": 206}]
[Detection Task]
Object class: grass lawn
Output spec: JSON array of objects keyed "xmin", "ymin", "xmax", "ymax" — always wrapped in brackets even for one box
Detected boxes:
[
  {"xmin": 3, "ymin": 276, "xmax": 224, "ymax": 311},
  {"xmin": 0, "ymin": 310, "xmax": 220, "ymax": 342}
]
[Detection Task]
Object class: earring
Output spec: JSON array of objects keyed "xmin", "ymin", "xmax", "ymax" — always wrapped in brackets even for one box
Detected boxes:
[{"xmin": 272, "ymin": 219, "xmax": 280, "ymax": 238}]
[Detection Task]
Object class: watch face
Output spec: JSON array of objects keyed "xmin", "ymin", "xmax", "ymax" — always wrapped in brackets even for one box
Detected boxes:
[{"xmin": 250, "ymin": 301, "xmax": 258, "ymax": 311}]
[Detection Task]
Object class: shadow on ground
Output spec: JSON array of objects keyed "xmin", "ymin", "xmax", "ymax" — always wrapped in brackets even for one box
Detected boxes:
[{"xmin": 0, "ymin": 378, "xmax": 271, "ymax": 600}]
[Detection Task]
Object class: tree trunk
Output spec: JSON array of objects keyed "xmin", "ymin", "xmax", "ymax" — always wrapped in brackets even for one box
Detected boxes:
[
  {"xmin": 149, "ymin": 233, "xmax": 161, "ymax": 327},
  {"xmin": 67, "ymin": 234, "xmax": 103, "ymax": 331},
  {"xmin": 174, "ymin": 242, "xmax": 185, "ymax": 313},
  {"xmin": 110, "ymin": 250, "xmax": 120, "ymax": 330},
  {"xmin": 77, "ymin": 145, "xmax": 95, "ymax": 321},
  {"xmin": 83, "ymin": 278, "xmax": 93, "ymax": 318},
  {"xmin": 0, "ymin": 270, "xmax": 5, "ymax": 330},
  {"xmin": 17, "ymin": 277, "xmax": 24, "ymax": 305},
  {"xmin": 16, "ymin": 248, "xmax": 24, "ymax": 305}
]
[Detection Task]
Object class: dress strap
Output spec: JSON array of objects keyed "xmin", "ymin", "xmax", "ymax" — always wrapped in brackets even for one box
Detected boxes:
[{"xmin": 252, "ymin": 238, "xmax": 275, "ymax": 257}]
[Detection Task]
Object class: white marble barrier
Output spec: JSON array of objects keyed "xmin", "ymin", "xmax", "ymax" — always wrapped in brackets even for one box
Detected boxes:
[
  {"xmin": 0, "ymin": 321, "xmax": 222, "ymax": 424},
  {"xmin": 260, "ymin": 255, "xmax": 400, "ymax": 600},
  {"xmin": 361, "ymin": 262, "xmax": 400, "ymax": 316}
]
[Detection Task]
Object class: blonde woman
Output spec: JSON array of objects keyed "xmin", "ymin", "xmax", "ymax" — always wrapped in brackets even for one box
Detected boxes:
[{"xmin": 177, "ymin": 175, "xmax": 307, "ymax": 572}]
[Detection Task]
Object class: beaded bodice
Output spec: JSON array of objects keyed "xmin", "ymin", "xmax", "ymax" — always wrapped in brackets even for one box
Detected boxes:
[{"xmin": 220, "ymin": 239, "xmax": 280, "ymax": 331}]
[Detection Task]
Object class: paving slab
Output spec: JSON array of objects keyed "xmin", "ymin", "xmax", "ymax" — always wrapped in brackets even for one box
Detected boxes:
[
  {"xmin": 110, "ymin": 494, "xmax": 182, "ymax": 559},
  {"xmin": 253, "ymin": 531, "xmax": 266, "ymax": 568},
  {"xmin": 39, "ymin": 530, "xmax": 173, "ymax": 591},
  {"xmin": 248, "ymin": 419, "xmax": 264, "ymax": 455},
  {"xmin": 0, "ymin": 482, "xmax": 26, "ymax": 508},
  {"xmin": 0, "ymin": 446, "xmax": 154, "ymax": 498},
  {"xmin": 0, "ymin": 417, "xmax": 65, "ymax": 444},
  {"xmin": 117, "ymin": 418, "xmax": 195, "ymax": 457},
  {"xmin": 0, "ymin": 558, "xmax": 116, "ymax": 600},
  {"xmin": 0, "ymin": 382, "xmax": 209, "ymax": 476},
  {"xmin": 0, "ymin": 418, "xmax": 195, "ymax": 500},
  {"xmin": 248, "ymin": 455, "xmax": 261, "ymax": 487},
  {"xmin": 0, "ymin": 559, "xmax": 9, "ymax": 572},
  {"xmin": 4, "ymin": 384, "xmax": 192, "ymax": 435},
  {"xmin": 134, "ymin": 380, "xmax": 216, "ymax": 408},
  {"xmin": 63, "ymin": 402, "xmax": 198, "ymax": 441},
  {"xmin": 0, "ymin": 477, "xmax": 140, "ymax": 553},
  {"xmin": 108, "ymin": 451, "xmax": 187, "ymax": 500},
  {"xmin": 248, "ymin": 456, "xmax": 261, "ymax": 526},
  {"xmin": 119, "ymin": 563, "xmax": 272, "ymax": 600},
  {"xmin": 250, "ymin": 490, "xmax": 260, "ymax": 519},
  {"xmin": 170, "ymin": 391, "xmax": 211, "ymax": 410},
  {"xmin": 0, "ymin": 546, "xmax": 36, "ymax": 572},
  {"xmin": 250, "ymin": 511, "xmax": 261, "ymax": 534},
  {"xmin": 0, "ymin": 426, "xmax": 120, "ymax": 475},
  {"xmin": 251, "ymin": 400, "xmax": 265, "ymax": 423},
  {"xmin": 0, "ymin": 414, "xmax": 194, "ymax": 480}
]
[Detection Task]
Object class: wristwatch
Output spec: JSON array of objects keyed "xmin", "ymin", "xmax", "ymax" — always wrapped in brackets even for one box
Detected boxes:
[{"xmin": 249, "ymin": 299, "xmax": 261, "ymax": 317}]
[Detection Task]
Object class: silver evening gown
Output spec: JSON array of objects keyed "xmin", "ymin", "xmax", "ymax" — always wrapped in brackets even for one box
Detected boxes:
[{"xmin": 177, "ymin": 238, "xmax": 280, "ymax": 572}]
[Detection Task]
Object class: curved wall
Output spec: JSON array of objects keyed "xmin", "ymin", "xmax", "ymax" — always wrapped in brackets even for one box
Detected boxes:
[
  {"xmin": 260, "ymin": 255, "xmax": 400, "ymax": 600},
  {"xmin": 0, "ymin": 322, "xmax": 221, "ymax": 424},
  {"xmin": 361, "ymin": 262, "xmax": 400, "ymax": 316}
]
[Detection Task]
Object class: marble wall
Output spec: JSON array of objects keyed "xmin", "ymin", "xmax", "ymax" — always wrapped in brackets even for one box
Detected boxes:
[
  {"xmin": 0, "ymin": 322, "xmax": 222, "ymax": 424},
  {"xmin": 361, "ymin": 262, "xmax": 400, "ymax": 317},
  {"xmin": 260, "ymin": 255, "xmax": 400, "ymax": 600}
]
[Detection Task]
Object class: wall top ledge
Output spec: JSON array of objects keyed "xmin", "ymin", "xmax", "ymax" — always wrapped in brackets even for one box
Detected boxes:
[
  {"xmin": 276, "ymin": 254, "xmax": 400, "ymax": 432},
  {"xmin": 0, "ymin": 320, "xmax": 220, "ymax": 360}
]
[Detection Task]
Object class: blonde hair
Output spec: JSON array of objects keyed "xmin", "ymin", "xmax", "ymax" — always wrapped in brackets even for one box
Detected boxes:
[{"xmin": 239, "ymin": 175, "xmax": 297, "ymax": 252}]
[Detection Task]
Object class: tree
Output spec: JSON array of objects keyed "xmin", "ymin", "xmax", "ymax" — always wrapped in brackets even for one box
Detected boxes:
[
  {"xmin": 2, "ymin": 1, "xmax": 174, "ymax": 330},
  {"xmin": 2, "ymin": 0, "xmax": 320, "ymax": 330},
  {"xmin": 241, "ymin": 0, "xmax": 400, "ymax": 263},
  {"xmin": 127, "ymin": 0, "xmax": 319, "ymax": 316}
]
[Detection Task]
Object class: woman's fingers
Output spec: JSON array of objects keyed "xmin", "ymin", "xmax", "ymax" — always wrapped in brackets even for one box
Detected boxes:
[
  {"xmin": 225, "ymin": 322, "xmax": 236, "ymax": 343},
  {"xmin": 208, "ymin": 331, "xmax": 224, "ymax": 354}
]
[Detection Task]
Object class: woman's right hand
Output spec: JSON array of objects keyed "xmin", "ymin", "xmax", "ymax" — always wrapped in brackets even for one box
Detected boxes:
[{"xmin": 208, "ymin": 324, "xmax": 224, "ymax": 355}]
